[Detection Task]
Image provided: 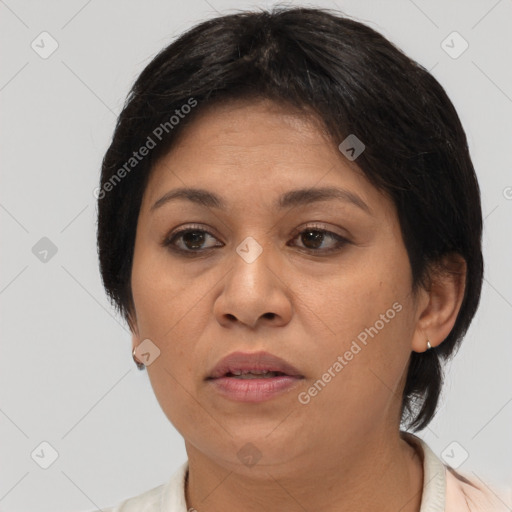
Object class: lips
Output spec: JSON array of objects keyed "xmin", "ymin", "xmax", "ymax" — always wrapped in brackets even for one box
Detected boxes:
[
  {"xmin": 207, "ymin": 351, "xmax": 303, "ymax": 380},
  {"xmin": 206, "ymin": 351, "xmax": 304, "ymax": 403}
]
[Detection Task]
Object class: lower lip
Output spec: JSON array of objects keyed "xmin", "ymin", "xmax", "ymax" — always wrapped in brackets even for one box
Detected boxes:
[{"xmin": 207, "ymin": 375, "xmax": 303, "ymax": 402}]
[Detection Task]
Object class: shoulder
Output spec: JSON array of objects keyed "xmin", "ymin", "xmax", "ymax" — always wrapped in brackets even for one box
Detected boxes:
[
  {"xmin": 401, "ymin": 431, "xmax": 511, "ymax": 512},
  {"xmin": 445, "ymin": 466, "xmax": 512, "ymax": 512}
]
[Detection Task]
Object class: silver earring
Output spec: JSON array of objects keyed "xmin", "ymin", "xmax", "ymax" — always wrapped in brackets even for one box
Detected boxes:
[
  {"xmin": 426, "ymin": 340, "xmax": 432, "ymax": 350},
  {"xmin": 132, "ymin": 348, "xmax": 145, "ymax": 370}
]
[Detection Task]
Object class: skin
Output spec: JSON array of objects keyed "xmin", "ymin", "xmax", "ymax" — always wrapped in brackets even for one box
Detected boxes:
[{"xmin": 129, "ymin": 97, "xmax": 466, "ymax": 512}]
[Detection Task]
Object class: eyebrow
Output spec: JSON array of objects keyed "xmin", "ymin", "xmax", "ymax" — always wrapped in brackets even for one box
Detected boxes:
[{"xmin": 151, "ymin": 186, "xmax": 372, "ymax": 215}]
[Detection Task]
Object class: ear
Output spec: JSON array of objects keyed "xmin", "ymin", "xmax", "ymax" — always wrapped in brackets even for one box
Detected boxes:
[{"xmin": 411, "ymin": 253, "xmax": 467, "ymax": 353}]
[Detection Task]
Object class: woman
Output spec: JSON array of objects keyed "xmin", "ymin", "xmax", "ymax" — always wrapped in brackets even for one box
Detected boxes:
[{"xmin": 95, "ymin": 6, "xmax": 509, "ymax": 511}]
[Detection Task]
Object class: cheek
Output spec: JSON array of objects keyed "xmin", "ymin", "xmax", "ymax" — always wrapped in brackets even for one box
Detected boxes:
[
  {"xmin": 298, "ymin": 252, "xmax": 414, "ymax": 413},
  {"xmin": 131, "ymin": 240, "xmax": 203, "ymax": 339},
  {"xmin": 146, "ymin": 364, "xmax": 208, "ymax": 442},
  {"xmin": 131, "ymin": 242, "xmax": 212, "ymax": 383},
  {"xmin": 132, "ymin": 256, "xmax": 209, "ymax": 436},
  {"xmin": 310, "ymin": 257, "xmax": 410, "ymax": 342}
]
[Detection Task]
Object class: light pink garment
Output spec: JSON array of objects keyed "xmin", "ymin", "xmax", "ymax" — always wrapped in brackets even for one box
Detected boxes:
[
  {"xmin": 403, "ymin": 432, "xmax": 511, "ymax": 512},
  {"xmin": 445, "ymin": 465, "xmax": 511, "ymax": 512}
]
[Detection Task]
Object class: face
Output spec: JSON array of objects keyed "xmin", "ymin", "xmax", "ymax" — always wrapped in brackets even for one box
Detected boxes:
[{"xmin": 130, "ymin": 98, "xmax": 428, "ymax": 475}]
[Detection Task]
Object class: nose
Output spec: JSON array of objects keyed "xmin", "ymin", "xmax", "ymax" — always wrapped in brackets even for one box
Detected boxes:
[{"xmin": 213, "ymin": 240, "xmax": 293, "ymax": 329}]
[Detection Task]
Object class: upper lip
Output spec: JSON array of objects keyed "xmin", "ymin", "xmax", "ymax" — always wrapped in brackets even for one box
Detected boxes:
[{"xmin": 207, "ymin": 351, "xmax": 303, "ymax": 379}]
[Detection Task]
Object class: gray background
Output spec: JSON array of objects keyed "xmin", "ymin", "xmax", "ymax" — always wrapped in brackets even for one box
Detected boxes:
[{"xmin": 1, "ymin": 0, "xmax": 511, "ymax": 510}]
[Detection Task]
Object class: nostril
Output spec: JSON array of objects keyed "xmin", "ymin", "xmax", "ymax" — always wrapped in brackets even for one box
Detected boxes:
[{"xmin": 263, "ymin": 312, "xmax": 275, "ymax": 319}]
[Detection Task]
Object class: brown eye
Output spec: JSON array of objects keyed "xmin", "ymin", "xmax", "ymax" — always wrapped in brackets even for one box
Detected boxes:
[
  {"xmin": 181, "ymin": 230, "xmax": 207, "ymax": 250},
  {"xmin": 300, "ymin": 230, "xmax": 325, "ymax": 249},
  {"xmin": 290, "ymin": 227, "xmax": 350, "ymax": 253},
  {"xmin": 164, "ymin": 228, "xmax": 222, "ymax": 254}
]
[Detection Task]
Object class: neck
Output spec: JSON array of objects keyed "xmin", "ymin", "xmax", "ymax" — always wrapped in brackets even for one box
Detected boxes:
[{"xmin": 185, "ymin": 430, "xmax": 424, "ymax": 512}]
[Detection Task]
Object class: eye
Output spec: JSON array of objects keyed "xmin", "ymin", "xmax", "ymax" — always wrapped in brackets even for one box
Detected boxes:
[
  {"xmin": 163, "ymin": 223, "xmax": 350, "ymax": 257},
  {"xmin": 288, "ymin": 224, "xmax": 350, "ymax": 253},
  {"xmin": 163, "ymin": 225, "xmax": 223, "ymax": 255}
]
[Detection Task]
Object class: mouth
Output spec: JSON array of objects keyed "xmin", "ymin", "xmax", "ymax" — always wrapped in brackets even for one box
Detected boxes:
[
  {"xmin": 221, "ymin": 369, "xmax": 290, "ymax": 379},
  {"xmin": 205, "ymin": 351, "xmax": 304, "ymax": 402},
  {"xmin": 206, "ymin": 351, "xmax": 304, "ymax": 380}
]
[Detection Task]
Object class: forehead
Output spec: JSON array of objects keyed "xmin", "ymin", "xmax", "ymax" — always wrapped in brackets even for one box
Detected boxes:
[
  {"xmin": 162, "ymin": 97, "xmax": 334, "ymax": 164},
  {"xmin": 141, "ymin": 98, "xmax": 391, "ymax": 218}
]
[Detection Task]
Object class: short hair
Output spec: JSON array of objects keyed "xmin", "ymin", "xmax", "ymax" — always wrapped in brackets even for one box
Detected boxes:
[{"xmin": 97, "ymin": 6, "xmax": 483, "ymax": 432}]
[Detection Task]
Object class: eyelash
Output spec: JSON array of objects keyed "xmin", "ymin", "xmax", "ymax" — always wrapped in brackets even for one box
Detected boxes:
[{"xmin": 162, "ymin": 223, "xmax": 350, "ymax": 257}]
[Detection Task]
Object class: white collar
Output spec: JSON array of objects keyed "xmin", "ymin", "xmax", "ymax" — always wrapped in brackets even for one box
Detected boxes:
[{"xmin": 401, "ymin": 431, "xmax": 447, "ymax": 511}]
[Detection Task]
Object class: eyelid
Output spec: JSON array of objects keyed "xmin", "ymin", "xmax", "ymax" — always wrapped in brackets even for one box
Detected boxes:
[
  {"xmin": 166, "ymin": 223, "xmax": 220, "ymax": 239},
  {"xmin": 289, "ymin": 221, "xmax": 346, "ymax": 239}
]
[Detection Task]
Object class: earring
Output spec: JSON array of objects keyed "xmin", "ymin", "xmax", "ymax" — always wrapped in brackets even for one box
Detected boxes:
[
  {"xmin": 132, "ymin": 348, "xmax": 145, "ymax": 370},
  {"xmin": 426, "ymin": 339, "xmax": 432, "ymax": 350}
]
